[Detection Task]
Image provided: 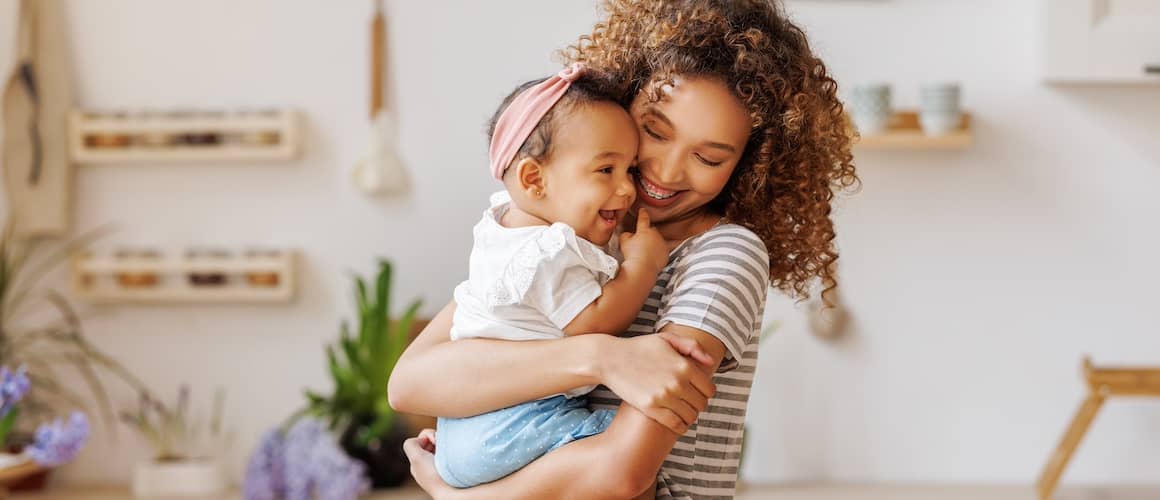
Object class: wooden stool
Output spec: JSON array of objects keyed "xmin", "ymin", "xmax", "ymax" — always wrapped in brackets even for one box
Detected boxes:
[{"xmin": 1037, "ymin": 357, "xmax": 1160, "ymax": 499}]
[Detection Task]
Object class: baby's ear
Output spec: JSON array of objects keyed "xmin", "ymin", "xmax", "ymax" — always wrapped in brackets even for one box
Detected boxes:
[{"xmin": 514, "ymin": 157, "xmax": 547, "ymax": 199}]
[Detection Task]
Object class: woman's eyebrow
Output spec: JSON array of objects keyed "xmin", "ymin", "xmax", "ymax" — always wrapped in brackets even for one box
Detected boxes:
[
  {"xmin": 703, "ymin": 141, "xmax": 737, "ymax": 154},
  {"xmin": 644, "ymin": 108, "xmax": 674, "ymax": 128}
]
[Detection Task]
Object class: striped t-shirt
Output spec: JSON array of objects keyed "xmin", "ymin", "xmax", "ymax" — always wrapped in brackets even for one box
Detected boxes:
[{"xmin": 588, "ymin": 223, "xmax": 770, "ymax": 500}]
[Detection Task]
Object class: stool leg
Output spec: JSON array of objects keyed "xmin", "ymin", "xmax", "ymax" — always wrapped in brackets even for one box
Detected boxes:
[{"xmin": 1037, "ymin": 393, "xmax": 1105, "ymax": 500}]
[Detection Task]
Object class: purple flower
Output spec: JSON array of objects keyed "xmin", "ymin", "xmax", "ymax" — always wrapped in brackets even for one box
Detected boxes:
[
  {"xmin": 253, "ymin": 418, "xmax": 368, "ymax": 500},
  {"xmin": 26, "ymin": 411, "xmax": 89, "ymax": 467},
  {"xmin": 0, "ymin": 366, "xmax": 31, "ymax": 416},
  {"xmin": 282, "ymin": 419, "xmax": 326, "ymax": 500},
  {"xmin": 244, "ymin": 429, "xmax": 286, "ymax": 500},
  {"xmin": 311, "ymin": 430, "xmax": 369, "ymax": 500}
]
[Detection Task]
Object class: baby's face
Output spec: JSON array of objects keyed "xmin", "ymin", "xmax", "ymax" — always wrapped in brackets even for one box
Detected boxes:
[{"xmin": 540, "ymin": 101, "xmax": 639, "ymax": 246}]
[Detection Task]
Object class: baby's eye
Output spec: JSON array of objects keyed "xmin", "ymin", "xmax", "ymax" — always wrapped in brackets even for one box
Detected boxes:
[{"xmin": 598, "ymin": 166, "xmax": 614, "ymax": 174}]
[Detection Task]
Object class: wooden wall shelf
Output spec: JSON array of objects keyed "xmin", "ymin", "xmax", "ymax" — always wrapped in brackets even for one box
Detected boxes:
[
  {"xmin": 855, "ymin": 111, "xmax": 972, "ymax": 151},
  {"xmin": 69, "ymin": 109, "xmax": 301, "ymax": 164},
  {"xmin": 72, "ymin": 250, "xmax": 296, "ymax": 304}
]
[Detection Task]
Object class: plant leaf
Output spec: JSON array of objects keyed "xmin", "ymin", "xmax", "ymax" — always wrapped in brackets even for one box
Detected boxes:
[
  {"xmin": 357, "ymin": 409, "xmax": 395, "ymax": 446},
  {"xmin": 4, "ymin": 225, "xmax": 111, "ymax": 320},
  {"xmin": 0, "ymin": 407, "xmax": 21, "ymax": 445},
  {"xmin": 65, "ymin": 352, "xmax": 116, "ymax": 437}
]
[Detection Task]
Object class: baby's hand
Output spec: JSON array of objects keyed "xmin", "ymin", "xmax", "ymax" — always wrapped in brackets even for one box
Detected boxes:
[{"xmin": 619, "ymin": 210, "xmax": 668, "ymax": 273}]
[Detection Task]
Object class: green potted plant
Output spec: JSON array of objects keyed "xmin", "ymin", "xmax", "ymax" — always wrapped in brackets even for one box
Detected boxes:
[
  {"xmin": 120, "ymin": 386, "xmax": 232, "ymax": 498},
  {"xmin": 301, "ymin": 259, "xmax": 420, "ymax": 488}
]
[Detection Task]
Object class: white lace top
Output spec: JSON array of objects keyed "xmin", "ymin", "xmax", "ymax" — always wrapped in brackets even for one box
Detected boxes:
[{"xmin": 451, "ymin": 191, "xmax": 619, "ymax": 397}]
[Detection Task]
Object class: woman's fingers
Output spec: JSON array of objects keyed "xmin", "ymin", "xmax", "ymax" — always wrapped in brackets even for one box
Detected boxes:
[
  {"xmin": 644, "ymin": 406, "xmax": 689, "ymax": 435},
  {"xmin": 673, "ymin": 397, "xmax": 701, "ymax": 427},
  {"xmin": 648, "ymin": 377, "xmax": 708, "ymax": 429},
  {"xmin": 666, "ymin": 377, "xmax": 708, "ymax": 425},
  {"xmin": 403, "ymin": 435, "xmax": 432, "ymax": 462},
  {"xmin": 658, "ymin": 332, "xmax": 717, "ymax": 400},
  {"xmin": 637, "ymin": 209, "xmax": 651, "ymax": 229},
  {"xmin": 404, "ymin": 433, "xmax": 453, "ymax": 498},
  {"xmin": 688, "ymin": 366, "xmax": 716, "ymax": 400},
  {"xmin": 658, "ymin": 330, "xmax": 714, "ymax": 367},
  {"xmin": 684, "ymin": 380, "xmax": 710, "ymax": 414}
]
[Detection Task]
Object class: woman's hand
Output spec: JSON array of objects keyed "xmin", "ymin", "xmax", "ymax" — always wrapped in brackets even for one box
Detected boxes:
[
  {"xmin": 403, "ymin": 429, "xmax": 457, "ymax": 500},
  {"xmin": 598, "ymin": 331, "xmax": 717, "ymax": 434}
]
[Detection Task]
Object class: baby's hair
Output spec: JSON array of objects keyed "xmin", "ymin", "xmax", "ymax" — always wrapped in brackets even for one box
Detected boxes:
[{"xmin": 487, "ymin": 71, "xmax": 622, "ymax": 178}]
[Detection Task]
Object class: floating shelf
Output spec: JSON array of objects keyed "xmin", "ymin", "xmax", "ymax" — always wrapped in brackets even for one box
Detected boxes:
[
  {"xmin": 72, "ymin": 250, "xmax": 296, "ymax": 304},
  {"xmin": 854, "ymin": 111, "xmax": 972, "ymax": 150},
  {"xmin": 1044, "ymin": 75, "xmax": 1160, "ymax": 86},
  {"xmin": 69, "ymin": 109, "xmax": 302, "ymax": 163}
]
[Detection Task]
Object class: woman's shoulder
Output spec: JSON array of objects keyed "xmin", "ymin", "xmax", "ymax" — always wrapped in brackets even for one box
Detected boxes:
[
  {"xmin": 682, "ymin": 223, "xmax": 768, "ymax": 262},
  {"xmin": 669, "ymin": 222, "xmax": 771, "ymax": 287}
]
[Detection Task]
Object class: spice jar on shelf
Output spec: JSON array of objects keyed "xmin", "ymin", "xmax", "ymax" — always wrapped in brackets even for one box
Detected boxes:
[
  {"xmin": 114, "ymin": 249, "xmax": 161, "ymax": 288},
  {"xmin": 75, "ymin": 251, "xmax": 96, "ymax": 289},
  {"xmin": 243, "ymin": 249, "xmax": 282, "ymax": 287},
  {"xmin": 235, "ymin": 130, "xmax": 281, "ymax": 146},
  {"xmin": 179, "ymin": 131, "xmax": 221, "ymax": 147},
  {"xmin": 186, "ymin": 249, "xmax": 230, "ymax": 287},
  {"xmin": 85, "ymin": 133, "xmax": 133, "ymax": 149},
  {"xmin": 135, "ymin": 131, "xmax": 175, "ymax": 148}
]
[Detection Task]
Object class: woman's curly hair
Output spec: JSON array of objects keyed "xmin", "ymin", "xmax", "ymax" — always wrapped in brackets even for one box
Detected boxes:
[{"xmin": 561, "ymin": 0, "xmax": 858, "ymax": 301}]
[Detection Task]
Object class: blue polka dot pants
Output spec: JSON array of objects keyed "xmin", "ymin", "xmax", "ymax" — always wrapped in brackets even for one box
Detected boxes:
[{"xmin": 434, "ymin": 395, "xmax": 616, "ymax": 488}]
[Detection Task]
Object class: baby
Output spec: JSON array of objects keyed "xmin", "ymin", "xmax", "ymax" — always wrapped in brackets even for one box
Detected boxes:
[{"xmin": 434, "ymin": 64, "xmax": 669, "ymax": 488}]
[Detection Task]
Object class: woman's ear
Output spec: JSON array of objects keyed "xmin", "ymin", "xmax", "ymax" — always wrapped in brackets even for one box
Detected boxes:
[{"xmin": 515, "ymin": 157, "xmax": 547, "ymax": 199}]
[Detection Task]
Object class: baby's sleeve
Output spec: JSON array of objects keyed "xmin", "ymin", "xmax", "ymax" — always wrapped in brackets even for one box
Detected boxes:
[{"xmin": 487, "ymin": 224, "xmax": 619, "ymax": 331}]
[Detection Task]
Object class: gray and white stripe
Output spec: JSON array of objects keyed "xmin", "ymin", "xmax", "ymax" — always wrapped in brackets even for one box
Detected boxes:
[{"xmin": 589, "ymin": 224, "xmax": 769, "ymax": 500}]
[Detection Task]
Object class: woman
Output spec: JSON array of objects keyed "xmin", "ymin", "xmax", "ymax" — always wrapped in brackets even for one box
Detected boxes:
[{"xmin": 389, "ymin": 1, "xmax": 857, "ymax": 498}]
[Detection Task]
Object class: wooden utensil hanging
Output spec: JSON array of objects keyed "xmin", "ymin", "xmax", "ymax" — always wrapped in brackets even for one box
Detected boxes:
[
  {"xmin": 370, "ymin": 2, "xmax": 384, "ymax": 117},
  {"xmin": 2, "ymin": 0, "xmax": 75, "ymax": 237},
  {"xmin": 353, "ymin": 0, "xmax": 407, "ymax": 195}
]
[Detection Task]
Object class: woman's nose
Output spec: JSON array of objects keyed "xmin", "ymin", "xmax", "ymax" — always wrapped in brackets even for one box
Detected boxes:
[{"xmin": 650, "ymin": 148, "xmax": 686, "ymax": 185}]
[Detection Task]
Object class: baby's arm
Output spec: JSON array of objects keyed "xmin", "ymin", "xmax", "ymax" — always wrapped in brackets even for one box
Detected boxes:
[{"xmin": 563, "ymin": 211, "xmax": 668, "ymax": 336}]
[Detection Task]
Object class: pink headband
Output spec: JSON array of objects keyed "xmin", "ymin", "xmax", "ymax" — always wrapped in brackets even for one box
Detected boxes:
[{"xmin": 489, "ymin": 63, "xmax": 586, "ymax": 181}]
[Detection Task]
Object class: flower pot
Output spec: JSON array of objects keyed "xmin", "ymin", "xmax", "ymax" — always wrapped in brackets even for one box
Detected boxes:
[
  {"xmin": 339, "ymin": 416, "xmax": 410, "ymax": 489},
  {"xmin": 132, "ymin": 459, "xmax": 227, "ymax": 498},
  {"xmin": 5, "ymin": 467, "xmax": 49, "ymax": 492},
  {"xmin": 0, "ymin": 453, "xmax": 48, "ymax": 492}
]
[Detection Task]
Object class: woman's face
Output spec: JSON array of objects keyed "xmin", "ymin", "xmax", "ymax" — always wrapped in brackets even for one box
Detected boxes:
[{"xmin": 629, "ymin": 76, "xmax": 752, "ymax": 230}]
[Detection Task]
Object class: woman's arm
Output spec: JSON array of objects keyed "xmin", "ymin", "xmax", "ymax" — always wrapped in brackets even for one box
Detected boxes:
[
  {"xmin": 389, "ymin": 301, "xmax": 715, "ymax": 427},
  {"xmin": 405, "ymin": 324, "xmax": 728, "ymax": 500},
  {"xmin": 389, "ymin": 301, "xmax": 601, "ymax": 417}
]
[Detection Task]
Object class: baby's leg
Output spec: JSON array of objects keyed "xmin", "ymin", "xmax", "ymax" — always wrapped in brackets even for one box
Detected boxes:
[{"xmin": 434, "ymin": 395, "xmax": 615, "ymax": 488}]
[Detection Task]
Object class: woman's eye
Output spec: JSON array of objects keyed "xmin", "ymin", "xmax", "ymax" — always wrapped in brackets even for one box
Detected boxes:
[
  {"xmin": 642, "ymin": 125, "xmax": 664, "ymax": 140},
  {"xmin": 695, "ymin": 154, "xmax": 723, "ymax": 167}
]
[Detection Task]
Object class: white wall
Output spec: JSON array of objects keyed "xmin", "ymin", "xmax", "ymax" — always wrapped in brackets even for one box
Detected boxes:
[
  {"xmin": 1, "ymin": 0, "xmax": 1157, "ymax": 487},
  {"xmin": 745, "ymin": 0, "xmax": 1160, "ymax": 485}
]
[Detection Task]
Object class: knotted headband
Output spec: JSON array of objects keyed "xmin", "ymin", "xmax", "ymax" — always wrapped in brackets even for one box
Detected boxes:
[{"xmin": 489, "ymin": 63, "xmax": 586, "ymax": 180}]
